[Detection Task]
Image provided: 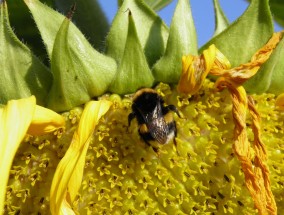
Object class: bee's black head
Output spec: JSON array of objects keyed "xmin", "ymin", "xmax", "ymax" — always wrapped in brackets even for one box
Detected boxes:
[{"xmin": 132, "ymin": 89, "xmax": 163, "ymax": 113}]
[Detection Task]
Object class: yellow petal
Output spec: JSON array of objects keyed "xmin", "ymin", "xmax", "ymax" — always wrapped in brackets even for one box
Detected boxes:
[
  {"xmin": 50, "ymin": 100, "xmax": 112, "ymax": 215},
  {"xmin": 275, "ymin": 93, "xmax": 284, "ymax": 110},
  {"xmin": 0, "ymin": 96, "xmax": 36, "ymax": 214},
  {"xmin": 177, "ymin": 55, "xmax": 195, "ymax": 94},
  {"xmin": 177, "ymin": 45, "xmax": 230, "ymax": 94},
  {"xmin": 27, "ymin": 105, "xmax": 65, "ymax": 136}
]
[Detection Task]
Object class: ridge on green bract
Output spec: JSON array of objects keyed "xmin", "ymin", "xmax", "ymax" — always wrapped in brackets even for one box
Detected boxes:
[{"xmin": 5, "ymin": 81, "xmax": 284, "ymax": 214}]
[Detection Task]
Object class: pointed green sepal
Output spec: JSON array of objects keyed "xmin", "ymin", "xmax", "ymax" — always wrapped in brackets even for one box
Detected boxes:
[
  {"xmin": 200, "ymin": 0, "xmax": 273, "ymax": 67},
  {"xmin": 244, "ymin": 35, "xmax": 284, "ymax": 95},
  {"xmin": 24, "ymin": 0, "xmax": 109, "ymax": 59},
  {"xmin": 23, "ymin": 0, "xmax": 63, "ymax": 58},
  {"xmin": 108, "ymin": 11, "xmax": 154, "ymax": 94},
  {"xmin": 54, "ymin": 0, "xmax": 109, "ymax": 51},
  {"xmin": 212, "ymin": 0, "xmax": 229, "ymax": 37},
  {"xmin": 0, "ymin": 1, "xmax": 52, "ymax": 105},
  {"xmin": 48, "ymin": 17, "xmax": 117, "ymax": 112},
  {"xmin": 106, "ymin": 0, "xmax": 169, "ymax": 67},
  {"xmin": 152, "ymin": 0, "xmax": 198, "ymax": 84}
]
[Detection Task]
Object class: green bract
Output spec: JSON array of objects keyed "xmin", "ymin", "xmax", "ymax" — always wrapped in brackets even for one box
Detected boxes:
[
  {"xmin": 0, "ymin": 1, "xmax": 51, "ymax": 105},
  {"xmin": 245, "ymin": 36, "xmax": 284, "ymax": 95},
  {"xmin": 24, "ymin": 0, "xmax": 117, "ymax": 111},
  {"xmin": 212, "ymin": 0, "xmax": 229, "ymax": 37},
  {"xmin": 54, "ymin": 0, "xmax": 109, "ymax": 51},
  {"xmin": 268, "ymin": 0, "xmax": 284, "ymax": 27},
  {"xmin": 106, "ymin": 0, "xmax": 169, "ymax": 67},
  {"xmin": 48, "ymin": 17, "xmax": 117, "ymax": 111},
  {"xmin": 201, "ymin": 0, "xmax": 273, "ymax": 67},
  {"xmin": 152, "ymin": 0, "xmax": 198, "ymax": 84},
  {"xmin": 108, "ymin": 11, "xmax": 154, "ymax": 94}
]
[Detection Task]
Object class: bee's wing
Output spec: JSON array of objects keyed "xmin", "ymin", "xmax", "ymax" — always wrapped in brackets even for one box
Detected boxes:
[{"xmin": 144, "ymin": 104, "xmax": 168, "ymax": 144}]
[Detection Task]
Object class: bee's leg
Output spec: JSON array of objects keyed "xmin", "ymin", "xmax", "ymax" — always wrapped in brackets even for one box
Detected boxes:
[
  {"xmin": 173, "ymin": 138, "xmax": 180, "ymax": 155},
  {"xmin": 166, "ymin": 105, "xmax": 181, "ymax": 118},
  {"xmin": 128, "ymin": 112, "xmax": 136, "ymax": 127},
  {"xmin": 139, "ymin": 131, "xmax": 160, "ymax": 156},
  {"xmin": 144, "ymin": 139, "xmax": 160, "ymax": 156},
  {"xmin": 127, "ymin": 113, "xmax": 135, "ymax": 133},
  {"xmin": 173, "ymin": 122, "xmax": 180, "ymax": 155},
  {"xmin": 143, "ymin": 139, "xmax": 152, "ymax": 148},
  {"xmin": 147, "ymin": 145, "xmax": 160, "ymax": 157}
]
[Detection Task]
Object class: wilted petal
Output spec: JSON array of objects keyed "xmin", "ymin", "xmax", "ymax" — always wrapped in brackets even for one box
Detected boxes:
[
  {"xmin": 177, "ymin": 45, "xmax": 230, "ymax": 94},
  {"xmin": 215, "ymin": 74, "xmax": 277, "ymax": 214},
  {"xmin": 216, "ymin": 32, "xmax": 283, "ymax": 86},
  {"xmin": 0, "ymin": 96, "xmax": 35, "ymax": 214},
  {"xmin": 50, "ymin": 100, "xmax": 112, "ymax": 215},
  {"xmin": 178, "ymin": 32, "xmax": 282, "ymax": 96},
  {"xmin": 247, "ymin": 96, "xmax": 276, "ymax": 214},
  {"xmin": 215, "ymin": 78, "xmax": 277, "ymax": 214}
]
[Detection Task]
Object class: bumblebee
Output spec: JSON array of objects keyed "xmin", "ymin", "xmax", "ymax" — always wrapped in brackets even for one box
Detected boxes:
[{"xmin": 128, "ymin": 88, "xmax": 180, "ymax": 150}]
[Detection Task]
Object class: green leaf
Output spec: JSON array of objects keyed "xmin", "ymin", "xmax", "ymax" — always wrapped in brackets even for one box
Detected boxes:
[
  {"xmin": 106, "ymin": 0, "xmax": 169, "ymax": 67},
  {"xmin": 0, "ymin": 1, "xmax": 52, "ymax": 105},
  {"xmin": 54, "ymin": 0, "xmax": 109, "ymax": 51},
  {"xmin": 108, "ymin": 11, "xmax": 154, "ymax": 94},
  {"xmin": 144, "ymin": 0, "xmax": 173, "ymax": 11},
  {"xmin": 244, "ymin": 35, "xmax": 284, "ymax": 95},
  {"xmin": 212, "ymin": 0, "xmax": 229, "ymax": 37},
  {"xmin": 152, "ymin": 0, "xmax": 198, "ymax": 84},
  {"xmin": 270, "ymin": 0, "xmax": 284, "ymax": 27},
  {"xmin": 48, "ymin": 17, "xmax": 117, "ymax": 112},
  {"xmin": 200, "ymin": 0, "xmax": 273, "ymax": 67}
]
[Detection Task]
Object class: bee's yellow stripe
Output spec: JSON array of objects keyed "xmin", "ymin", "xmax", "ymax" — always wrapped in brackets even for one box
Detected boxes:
[{"xmin": 139, "ymin": 123, "xmax": 149, "ymax": 134}]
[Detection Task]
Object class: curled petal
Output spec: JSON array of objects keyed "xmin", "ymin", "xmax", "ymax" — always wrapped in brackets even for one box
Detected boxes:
[
  {"xmin": 27, "ymin": 105, "xmax": 65, "ymax": 136},
  {"xmin": 177, "ymin": 45, "xmax": 230, "ymax": 94},
  {"xmin": 50, "ymin": 100, "xmax": 112, "ymax": 215},
  {"xmin": 0, "ymin": 96, "xmax": 36, "ymax": 214},
  {"xmin": 177, "ymin": 55, "xmax": 199, "ymax": 94},
  {"xmin": 0, "ymin": 96, "xmax": 66, "ymax": 214},
  {"xmin": 207, "ymin": 45, "xmax": 231, "ymax": 76}
]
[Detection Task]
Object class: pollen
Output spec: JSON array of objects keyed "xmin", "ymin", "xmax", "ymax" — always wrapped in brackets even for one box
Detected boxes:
[{"xmin": 4, "ymin": 82, "xmax": 284, "ymax": 214}]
